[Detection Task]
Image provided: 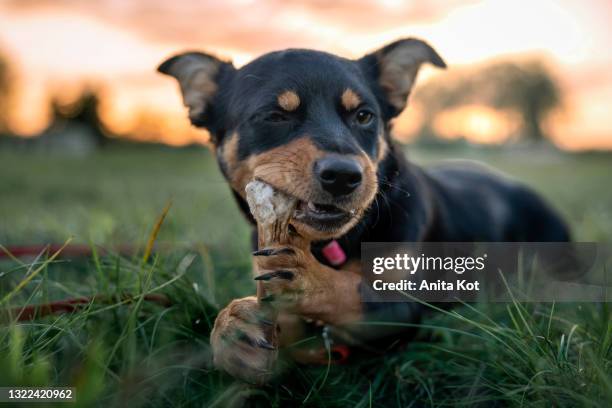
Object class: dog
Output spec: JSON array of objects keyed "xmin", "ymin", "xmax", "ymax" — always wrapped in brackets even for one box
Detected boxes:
[{"xmin": 158, "ymin": 38, "xmax": 570, "ymax": 384}]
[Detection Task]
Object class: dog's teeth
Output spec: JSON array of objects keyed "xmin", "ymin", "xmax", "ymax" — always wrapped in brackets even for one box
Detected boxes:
[
  {"xmin": 308, "ymin": 202, "xmax": 318, "ymax": 212},
  {"xmin": 350, "ymin": 209, "xmax": 356, "ymax": 215}
]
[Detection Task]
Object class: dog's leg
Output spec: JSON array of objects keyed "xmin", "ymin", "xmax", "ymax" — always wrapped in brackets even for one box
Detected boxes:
[
  {"xmin": 211, "ymin": 297, "xmax": 313, "ymax": 384},
  {"xmin": 253, "ymin": 240, "xmax": 363, "ymax": 325},
  {"xmin": 211, "ymin": 181, "xmax": 302, "ymax": 383}
]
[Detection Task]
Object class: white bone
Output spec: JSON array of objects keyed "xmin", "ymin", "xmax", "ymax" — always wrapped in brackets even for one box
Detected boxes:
[{"xmin": 245, "ymin": 180, "xmax": 296, "ymax": 227}]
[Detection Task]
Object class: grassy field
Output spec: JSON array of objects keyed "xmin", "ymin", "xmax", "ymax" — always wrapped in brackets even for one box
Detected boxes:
[{"xmin": 0, "ymin": 143, "xmax": 610, "ymax": 407}]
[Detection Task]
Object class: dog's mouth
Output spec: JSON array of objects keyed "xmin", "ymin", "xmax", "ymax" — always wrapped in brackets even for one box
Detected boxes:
[
  {"xmin": 293, "ymin": 200, "xmax": 355, "ymax": 229},
  {"xmin": 248, "ymin": 177, "xmax": 369, "ymax": 237}
]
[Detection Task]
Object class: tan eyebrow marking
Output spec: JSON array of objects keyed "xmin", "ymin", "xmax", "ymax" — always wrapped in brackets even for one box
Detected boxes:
[
  {"xmin": 341, "ymin": 88, "xmax": 361, "ymax": 111},
  {"xmin": 277, "ymin": 90, "xmax": 300, "ymax": 111}
]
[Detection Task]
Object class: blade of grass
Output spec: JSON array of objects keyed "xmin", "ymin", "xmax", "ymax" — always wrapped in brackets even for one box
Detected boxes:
[
  {"xmin": 142, "ymin": 201, "xmax": 172, "ymax": 265},
  {"xmin": 0, "ymin": 237, "xmax": 73, "ymax": 307},
  {"xmin": 0, "ymin": 244, "xmax": 27, "ymax": 267}
]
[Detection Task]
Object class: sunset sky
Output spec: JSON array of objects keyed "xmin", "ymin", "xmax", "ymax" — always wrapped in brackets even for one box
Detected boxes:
[{"xmin": 1, "ymin": 0, "xmax": 611, "ymax": 149}]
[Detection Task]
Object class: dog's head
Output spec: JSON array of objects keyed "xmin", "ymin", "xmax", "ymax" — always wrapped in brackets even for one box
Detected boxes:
[{"xmin": 159, "ymin": 39, "xmax": 445, "ymax": 240}]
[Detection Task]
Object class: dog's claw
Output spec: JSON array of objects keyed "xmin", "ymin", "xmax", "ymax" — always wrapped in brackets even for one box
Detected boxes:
[
  {"xmin": 235, "ymin": 331, "xmax": 250, "ymax": 343},
  {"xmin": 235, "ymin": 331, "xmax": 275, "ymax": 351},
  {"xmin": 253, "ymin": 248, "xmax": 274, "ymax": 256},
  {"xmin": 252, "ymin": 248, "xmax": 294, "ymax": 257},
  {"xmin": 257, "ymin": 339, "xmax": 276, "ymax": 350},
  {"xmin": 274, "ymin": 270, "xmax": 295, "ymax": 280},
  {"xmin": 259, "ymin": 317, "xmax": 275, "ymax": 326},
  {"xmin": 254, "ymin": 270, "xmax": 295, "ymax": 281}
]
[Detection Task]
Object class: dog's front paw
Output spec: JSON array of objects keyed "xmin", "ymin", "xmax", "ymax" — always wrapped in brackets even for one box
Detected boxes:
[
  {"xmin": 210, "ymin": 296, "xmax": 278, "ymax": 385},
  {"xmin": 253, "ymin": 245, "xmax": 333, "ymax": 319}
]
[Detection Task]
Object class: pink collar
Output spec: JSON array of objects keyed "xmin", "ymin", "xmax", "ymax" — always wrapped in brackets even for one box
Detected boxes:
[{"xmin": 321, "ymin": 240, "xmax": 346, "ymax": 266}]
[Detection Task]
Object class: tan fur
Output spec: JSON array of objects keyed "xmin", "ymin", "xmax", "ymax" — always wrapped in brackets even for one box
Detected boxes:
[
  {"xmin": 343, "ymin": 259, "xmax": 363, "ymax": 274},
  {"xmin": 251, "ymin": 137, "xmax": 321, "ymax": 199},
  {"xmin": 211, "ymin": 267, "xmax": 362, "ymax": 380},
  {"xmin": 376, "ymin": 134, "xmax": 388, "ymax": 163},
  {"xmin": 222, "ymin": 137, "xmax": 320, "ymax": 200},
  {"xmin": 277, "ymin": 90, "xmax": 300, "ymax": 112},
  {"xmin": 219, "ymin": 131, "xmax": 239, "ymax": 168},
  {"xmin": 253, "ymin": 234, "xmax": 363, "ymax": 324},
  {"xmin": 341, "ymin": 88, "xmax": 361, "ymax": 111},
  {"xmin": 220, "ymin": 135, "xmax": 378, "ymax": 240},
  {"xmin": 210, "ymin": 296, "xmax": 278, "ymax": 385}
]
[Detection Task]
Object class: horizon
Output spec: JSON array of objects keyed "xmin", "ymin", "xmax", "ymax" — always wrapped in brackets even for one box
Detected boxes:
[{"xmin": 1, "ymin": 0, "xmax": 611, "ymax": 150}]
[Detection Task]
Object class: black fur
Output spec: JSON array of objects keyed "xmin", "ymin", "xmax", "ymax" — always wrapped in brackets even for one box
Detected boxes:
[
  {"xmin": 161, "ymin": 44, "xmax": 570, "ymax": 256},
  {"xmin": 222, "ymin": 50, "xmax": 383, "ymax": 161},
  {"xmin": 314, "ymin": 148, "xmax": 569, "ymax": 266},
  {"xmin": 160, "ymin": 41, "xmax": 571, "ymax": 332}
]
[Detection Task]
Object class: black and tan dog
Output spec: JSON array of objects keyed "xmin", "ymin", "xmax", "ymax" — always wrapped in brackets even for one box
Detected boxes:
[{"xmin": 158, "ymin": 38, "xmax": 569, "ymax": 384}]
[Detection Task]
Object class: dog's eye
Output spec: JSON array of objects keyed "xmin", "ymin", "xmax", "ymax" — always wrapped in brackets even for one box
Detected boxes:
[
  {"xmin": 264, "ymin": 111, "xmax": 289, "ymax": 123},
  {"xmin": 355, "ymin": 110, "xmax": 374, "ymax": 126}
]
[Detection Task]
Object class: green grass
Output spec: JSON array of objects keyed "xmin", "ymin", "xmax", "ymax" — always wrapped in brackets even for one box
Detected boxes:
[{"xmin": 0, "ymin": 143, "xmax": 611, "ymax": 407}]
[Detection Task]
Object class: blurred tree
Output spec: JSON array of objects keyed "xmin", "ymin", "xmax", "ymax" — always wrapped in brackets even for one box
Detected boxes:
[
  {"xmin": 414, "ymin": 59, "xmax": 563, "ymax": 142},
  {"xmin": 50, "ymin": 89, "xmax": 109, "ymax": 146},
  {"xmin": 414, "ymin": 76, "xmax": 473, "ymax": 141},
  {"xmin": 482, "ymin": 61, "xmax": 562, "ymax": 141},
  {"xmin": 0, "ymin": 50, "xmax": 14, "ymax": 134}
]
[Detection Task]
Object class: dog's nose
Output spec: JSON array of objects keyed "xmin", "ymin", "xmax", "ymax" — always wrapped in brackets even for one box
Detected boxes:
[{"xmin": 314, "ymin": 156, "xmax": 363, "ymax": 197}]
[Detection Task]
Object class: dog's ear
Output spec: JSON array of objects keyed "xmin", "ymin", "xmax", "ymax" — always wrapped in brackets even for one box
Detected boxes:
[
  {"xmin": 358, "ymin": 38, "xmax": 446, "ymax": 118},
  {"xmin": 158, "ymin": 52, "xmax": 234, "ymax": 131}
]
